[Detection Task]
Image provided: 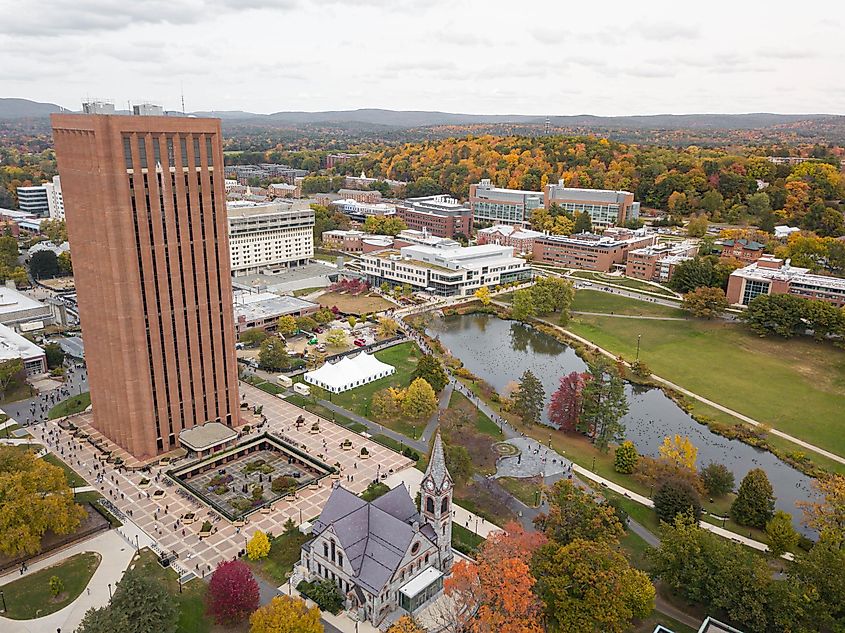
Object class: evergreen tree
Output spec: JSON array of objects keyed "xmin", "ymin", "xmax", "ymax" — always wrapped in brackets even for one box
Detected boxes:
[
  {"xmin": 579, "ymin": 358, "xmax": 628, "ymax": 451},
  {"xmin": 413, "ymin": 354, "xmax": 448, "ymax": 393},
  {"xmin": 573, "ymin": 212, "xmax": 593, "ymax": 234},
  {"xmin": 513, "ymin": 370, "xmax": 545, "ymax": 426},
  {"xmin": 731, "ymin": 468, "xmax": 776, "ymax": 528}
]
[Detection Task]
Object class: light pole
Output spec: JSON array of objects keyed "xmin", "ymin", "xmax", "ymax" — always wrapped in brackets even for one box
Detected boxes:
[
  {"xmin": 591, "ymin": 456, "xmax": 596, "ymax": 472},
  {"xmin": 635, "ymin": 334, "xmax": 641, "ymax": 362},
  {"xmin": 135, "ymin": 534, "xmax": 139, "ymax": 551},
  {"xmin": 1, "ymin": 589, "xmax": 6, "ymax": 613},
  {"xmin": 108, "ymin": 583, "xmax": 112, "ymax": 599}
]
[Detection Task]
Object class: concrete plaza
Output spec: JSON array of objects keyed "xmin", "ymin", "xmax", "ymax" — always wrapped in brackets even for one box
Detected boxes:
[{"xmin": 24, "ymin": 382, "xmax": 413, "ymax": 581}]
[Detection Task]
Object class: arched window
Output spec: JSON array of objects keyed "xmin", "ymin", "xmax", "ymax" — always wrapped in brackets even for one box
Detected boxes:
[
  {"xmin": 425, "ymin": 496, "xmax": 434, "ymax": 513},
  {"xmin": 441, "ymin": 497, "xmax": 449, "ymax": 513}
]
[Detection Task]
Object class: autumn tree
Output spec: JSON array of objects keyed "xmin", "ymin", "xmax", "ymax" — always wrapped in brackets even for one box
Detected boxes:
[
  {"xmin": 531, "ymin": 539, "xmax": 654, "ymax": 633},
  {"xmin": 325, "ymin": 328, "xmax": 347, "ymax": 347},
  {"xmin": 510, "ymin": 289, "xmax": 535, "ymax": 321},
  {"xmin": 573, "ymin": 211, "xmax": 593, "ymax": 233},
  {"xmin": 385, "ymin": 615, "xmax": 424, "ymax": 633},
  {"xmin": 246, "ymin": 530, "xmax": 271, "ymax": 560},
  {"xmin": 41, "ymin": 218, "xmax": 68, "ymax": 243},
  {"xmin": 681, "ymin": 286, "xmax": 729, "ymax": 318},
  {"xmin": 548, "ymin": 371, "xmax": 585, "ymax": 433},
  {"xmin": 377, "ymin": 317, "xmax": 399, "ymax": 338},
  {"xmin": 529, "ymin": 276, "xmax": 575, "ymax": 322},
  {"xmin": 613, "ymin": 441, "xmax": 639, "ymax": 474},
  {"xmin": 535, "ymin": 479, "xmax": 624, "ymax": 545},
  {"xmin": 0, "ymin": 357, "xmax": 23, "ymax": 399},
  {"xmin": 402, "ymin": 378, "xmax": 438, "ymax": 420},
  {"xmin": 766, "ymin": 511, "xmax": 799, "ymax": 556},
  {"xmin": 371, "ymin": 387, "xmax": 405, "ymax": 421},
  {"xmin": 239, "ymin": 328, "xmax": 268, "ymax": 347},
  {"xmin": 208, "ymin": 560, "xmax": 260, "ymax": 625},
  {"xmin": 796, "ymin": 474, "xmax": 845, "ymax": 547},
  {"xmin": 276, "ymin": 315, "xmax": 298, "ymax": 336},
  {"xmin": 413, "ymin": 354, "xmax": 448, "ymax": 392},
  {"xmin": 445, "ymin": 522, "xmax": 546, "ymax": 633},
  {"xmin": 0, "ymin": 446, "xmax": 86, "ymax": 556},
  {"xmin": 513, "ymin": 369, "xmax": 545, "ymax": 426},
  {"xmin": 444, "ymin": 444, "xmax": 474, "ymax": 487},
  {"xmin": 249, "ymin": 595, "xmax": 322, "ymax": 633},
  {"xmin": 699, "ymin": 462, "xmax": 735, "ymax": 497},
  {"xmin": 731, "ymin": 468, "xmax": 776, "ymax": 529},
  {"xmin": 790, "ymin": 538, "xmax": 845, "ymax": 629},
  {"xmin": 686, "ymin": 214, "xmax": 709, "ymax": 237},
  {"xmin": 658, "ymin": 435, "xmax": 698, "ymax": 472},
  {"xmin": 77, "ymin": 569, "xmax": 178, "ymax": 633},
  {"xmin": 579, "ymin": 358, "xmax": 628, "ymax": 451},
  {"xmin": 474, "ymin": 285, "xmax": 491, "ymax": 306}
]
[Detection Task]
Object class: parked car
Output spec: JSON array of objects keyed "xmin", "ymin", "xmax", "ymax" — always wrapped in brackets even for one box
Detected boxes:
[
  {"xmin": 316, "ymin": 344, "xmax": 326, "ymax": 352},
  {"xmin": 313, "ymin": 327, "xmax": 323, "ymax": 333},
  {"xmin": 353, "ymin": 338, "xmax": 366, "ymax": 347}
]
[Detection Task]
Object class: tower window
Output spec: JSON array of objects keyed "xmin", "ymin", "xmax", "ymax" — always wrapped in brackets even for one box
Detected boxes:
[
  {"xmin": 426, "ymin": 497, "xmax": 434, "ymax": 513},
  {"xmin": 441, "ymin": 497, "xmax": 449, "ymax": 513}
]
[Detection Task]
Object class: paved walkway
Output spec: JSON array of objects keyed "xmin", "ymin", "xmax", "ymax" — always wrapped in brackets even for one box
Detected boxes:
[
  {"xmin": 0, "ymin": 530, "xmax": 135, "ymax": 633},
  {"xmin": 0, "ymin": 362, "xmax": 88, "ymax": 428}
]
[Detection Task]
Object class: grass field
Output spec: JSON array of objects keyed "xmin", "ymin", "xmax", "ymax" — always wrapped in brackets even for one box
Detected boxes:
[
  {"xmin": 284, "ymin": 394, "xmax": 368, "ymax": 433},
  {"xmin": 569, "ymin": 270, "xmax": 678, "ymax": 297},
  {"xmin": 0, "ymin": 551, "xmax": 100, "ymax": 620},
  {"xmin": 42, "ymin": 453, "xmax": 87, "ymax": 487},
  {"xmin": 304, "ymin": 342, "xmax": 423, "ymax": 437},
  {"xmin": 570, "ymin": 290, "xmax": 686, "ymax": 318},
  {"xmin": 247, "ymin": 530, "xmax": 310, "ymax": 585},
  {"xmin": 48, "ymin": 392, "xmax": 91, "ymax": 419},
  {"xmin": 497, "ymin": 476, "xmax": 543, "ymax": 507},
  {"xmin": 317, "ymin": 291, "xmax": 392, "ymax": 315},
  {"xmin": 132, "ymin": 549, "xmax": 211, "ymax": 633},
  {"xmin": 452, "ymin": 523, "xmax": 485, "ymax": 556},
  {"xmin": 567, "ymin": 314, "xmax": 845, "ymax": 458}
]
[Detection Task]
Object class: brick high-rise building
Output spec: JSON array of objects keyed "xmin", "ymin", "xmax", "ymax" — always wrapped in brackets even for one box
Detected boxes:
[{"xmin": 51, "ymin": 111, "xmax": 240, "ymax": 460}]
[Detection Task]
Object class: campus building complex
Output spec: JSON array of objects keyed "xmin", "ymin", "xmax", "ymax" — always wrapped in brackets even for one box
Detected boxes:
[
  {"xmin": 16, "ymin": 185, "xmax": 50, "ymax": 216},
  {"xmin": 726, "ymin": 256, "xmax": 845, "ymax": 307},
  {"xmin": 533, "ymin": 229, "xmax": 657, "ymax": 271},
  {"xmin": 544, "ymin": 179, "xmax": 640, "ymax": 228},
  {"xmin": 299, "ymin": 434, "xmax": 453, "ymax": 625},
  {"xmin": 625, "ymin": 240, "xmax": 699, "ymax": 283},
  {"xmin": 476, "ymin": 224, "xmax": 544, "ymax": 254},
  {"xmin": 469, "ymin": 179, "xmax": 544, "ymax": 226},
  {"xmin": 718, "ymin": 238, "xmax": 765, "ymax": 264},
  {"xmin": 227, "ymin": 200, "xmax": 315, "ymax": 277},
  {"xmin": 52, "ymin": 110, "xmax": 240, "ymax": 460},
  {"xmin": 361, "ymin": 241, "xmax": 531, "ymax": 296},
  {"xmin": 397, "ymin": 194, "xmax": 473, "ymax": 238}
]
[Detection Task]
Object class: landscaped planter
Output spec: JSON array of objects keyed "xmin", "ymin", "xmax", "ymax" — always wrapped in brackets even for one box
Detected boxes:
[
  {"xmin": 260, "ymin": 506, "xmax": 271, "ymax": 515},
  {"xmin": 138, "ymin": 478, "xmax": 151, "ymax": 489},
  {"xmin": 341, "ymin": 441, "xmax": 353, "ymax": 451},
  {"xmin": 284, "ymin": 493, "xmax": 297, "ymax": 502},
  {"xmin": 308, "ymin": 481, "xmax": 320, "ymax": 490},
  {"xmin": 198, "ymin": 520, "xmax": 214, "ymax": 538},
  {"xmin": 233, "ymin": 519, "xmax": 245, "ymax": 528},
  {"xmin": 152, "ymin": 490, "xmax": 165, "ymax": 499},
  {"xmin": 159, "ymin": 457, "xmax": 172, "ymax": 466},
  {"xmin": 360, "ymin": 448, "xmax": 370, "ymax": 460},
  {"xmin": 310, "ymin": 424, "xmax": 321, "ymax": 435},
  {"xmin": 330, "ymin": 473, "xmax": 340, "ymax": 480},
  {"xmin": 181, "ymin": 513, "xmax": 197, "ymax": 525}
]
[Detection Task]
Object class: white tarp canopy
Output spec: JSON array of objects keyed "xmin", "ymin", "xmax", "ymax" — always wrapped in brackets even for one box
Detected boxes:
[{"xmin": 304, "ymin": 352, "xmax": 395, "ymax": 393}]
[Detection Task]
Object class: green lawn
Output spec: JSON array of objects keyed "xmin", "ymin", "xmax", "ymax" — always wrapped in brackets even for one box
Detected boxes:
[
  {"xmin": 292, "ymin": 286, "xmax": 326, "ymax": 297},
  {"xmin": 247, "ymin": 530, "xmax": 310, "ymax": 585},
  {"xmin": 42, "ymin": 453, "xmax": 88, "ymax": 487},
  {"xmin": 497, "ymin": 476, "xmax": 543, "ymax": 507},
  {"xmin": 633, "ymin": 611, "xmax": 697, "ymax": 633},
  {"xmin": 0, "ymin": 551, "xmax": 100, "ymax": 620},
  {"xmin": 48, "ymin": 392, "xmax": 91, "ymax": 419},
  {"xmin": 567, "ymin": 315, "xmax": 845, "ymax": 458},
  {"xmin": 284, "ymin": 394, "xmax": 368, "ymax": 433},
  {"xmin": 302, "ymin": 342, "xmax": 424, "ymax": 438},
  {"xmin": 0, "ymin": 380, "xmax": 35, "ymax": 405},
  {"xmin": 570, "ymin": 290, "xmax": 686, "ymax": 318},
  {"xmin": 619, "ymin": 528, "xmax": 654, "ymax": 572},
  {"xmin": 131, "ymin": 549, "xmax": 210, "ymax": 633},
  {"xmin": 452, "ymin": 523, "xmax": 485, "ymax": 556},
  {"xmin": 569, "ymin": 270, "xmax": 678, "ymax": 297},
  {"xmin": 448, "ymin": 390, "xmax": 502, "ymax": 438}
]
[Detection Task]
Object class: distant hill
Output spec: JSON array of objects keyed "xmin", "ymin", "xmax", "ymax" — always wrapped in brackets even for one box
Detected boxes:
[{"xmin": 0, "ymin": 98, "xmax": 67, "ymax": 119}]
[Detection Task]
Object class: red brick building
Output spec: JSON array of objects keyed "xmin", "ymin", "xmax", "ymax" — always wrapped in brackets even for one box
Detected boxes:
[
  {"xmin": 533, "ymin": 229, "xmax": 657, "ymax": 271},
  {"xmin": 52, "ymin": 111, "xmax": 240, "ymax": 460},
  {"xmin": 719, "ymin": 239, "xmax": 765, "ymax": 264},
  {"xmin": 476, "ymin": 225, "xmax": 544, "ymax": 254},
  {"xmin": 395, "ymin": 195, "xmax": 472, "ymax": 239}
]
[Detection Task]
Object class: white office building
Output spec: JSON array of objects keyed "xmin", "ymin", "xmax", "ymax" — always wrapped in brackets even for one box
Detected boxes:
[
  {"xmin": 16, "ymin": 185, "xmax": 50, "ymax": 217},
  {"xmin": 227, "ymin": 201, "xmax": 315, "ymax": 277},
  {"xmin": 362, "ymin": 242, "xmax": 532, "ymax": 297},
  {"xmin": 0, "ymin": 323, "xmax": 47, "ymax": 375},
  {"xmin": 43, "ymin": 176, "xmax": 65, "ymax": 220}
]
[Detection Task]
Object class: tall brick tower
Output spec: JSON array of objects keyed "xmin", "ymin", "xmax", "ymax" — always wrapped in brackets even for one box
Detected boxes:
[{"xmin": 51, "ymin": 108, "xmax": 240, "ymax": 460}]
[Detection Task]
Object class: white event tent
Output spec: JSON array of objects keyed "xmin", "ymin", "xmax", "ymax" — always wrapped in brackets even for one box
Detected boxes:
[{"xmin": 303, "ymin": 352, "xmax": 395, "ymax": 393}]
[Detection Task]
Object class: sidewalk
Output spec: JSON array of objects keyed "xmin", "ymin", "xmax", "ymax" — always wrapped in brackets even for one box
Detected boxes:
[{"xmin": 0, "ymin": 530, "xmax": 135, "ymax": 633}]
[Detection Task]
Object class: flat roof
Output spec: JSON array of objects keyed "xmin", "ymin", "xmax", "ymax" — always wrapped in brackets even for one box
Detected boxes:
[
  {"xmin": 227, "ymin": 200, "xmax": 316, "ymax": 217},
  {"xmin": 698, "ymin": 617, "xmax": 745, "ymax": 633},
  {"xmin": 0, "ymin": 287, "xmax": 49, "ymax": 315},
  {"xmin": 399, "ymin": 566, "xmax": 442, "ymax": 599},
  {"xmin": 179, "ymin": 422, "xmax": 238, "ymax": 451},
  {"xmin": 0, "ymin": 323, "xmax": 44, "ymax": 362},
  {"xmin": 233, "ymin": 292, "xmax": 318, "ymax": 321}
]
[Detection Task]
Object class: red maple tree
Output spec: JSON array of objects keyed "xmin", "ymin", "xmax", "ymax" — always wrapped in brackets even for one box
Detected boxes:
[
  {"xmin": 206, "ymin": 559, "xmax": 260, "ymax": 625},
  {"xmin": 548, "ymin": 372, "xmax": 586, "ymax": 432}
]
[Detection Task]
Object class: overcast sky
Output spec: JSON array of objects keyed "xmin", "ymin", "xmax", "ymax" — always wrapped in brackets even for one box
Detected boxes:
[{"xmin": 1, "ymin": 0, "xmax": 842, "ymax": 116}]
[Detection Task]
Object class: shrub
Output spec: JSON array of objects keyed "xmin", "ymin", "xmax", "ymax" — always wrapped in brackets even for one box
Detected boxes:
[
  {"xmin": 296, "ymin": 579, "xmax": 344, "ymax": 614},
  {"xmin": 49, "ymin": 575, "xmax": 64, "ymax": 597},
  {"xmin": 271, "ymin": 476, "xmax": 297, "ymax": 495}
]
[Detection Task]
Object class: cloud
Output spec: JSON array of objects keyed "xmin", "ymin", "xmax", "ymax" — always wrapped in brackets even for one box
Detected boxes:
[
  {"xmin": 0, "ymin": 0, "xmax": 296, "ymax": 36},
  {"xmin": 635, "ymin": 21, "xmax": 701, "ymax": 41},
  {"xmin": 756, "ymin": 47, "xmax": 817, "ymax": 60}
]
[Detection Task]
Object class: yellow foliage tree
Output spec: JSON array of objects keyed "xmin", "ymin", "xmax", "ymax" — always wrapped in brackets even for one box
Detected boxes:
[
  {"xmin": 246, "ymin": 530, "xmax": 271, "ymax": 560},
  {"xmin": 385, "ymin": 615, "xmax": 425, "ymax": 633},
  {"xmin": 402, "ymin": 378, "xmax": 438, "ymax": 420},
  {"xmin": 249, "ymin": 595, "xmax": 322, "ymax": 633},
  {"xmin": 277, "ymin": 315, "xmax": 298, "ymax": 337},
  {"xmin": 796, "ymin": 474, "xmax": 845, "ymax": 547},
  {"xmin": 658, "ymin": 435, "xmax": 698, "ymax": 472},
  {"xmin": 377, "ymin": 317, "xmax": 399, "ymax": 338},
  {"xmin": 474, "ymin": 286, "xmax": 491, "ymax": 306}
]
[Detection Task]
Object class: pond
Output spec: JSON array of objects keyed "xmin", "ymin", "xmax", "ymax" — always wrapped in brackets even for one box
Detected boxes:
[{"xmin": 427, "ymin": 313, "xmax": 815, "ymax": 534}]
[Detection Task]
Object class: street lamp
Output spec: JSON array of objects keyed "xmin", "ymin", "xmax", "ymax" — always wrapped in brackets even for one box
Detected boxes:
[
  {"xmin": 591, "ymin": 456, "xmax": 596, "ymax": 472},
  {"xmin": 108, "ymin": 583, "xmax": 112, "ymax": 599},
  {"xmin": 135, "ymin": 534, "xmax": 139, "ymax": 551},
  {"xmin": 635, "ymin": 334, "xmax": 642, "ymax": 362},
  {"xmin": 1, "ymin": 589, "xmax": 6, "ymax": 613}
]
